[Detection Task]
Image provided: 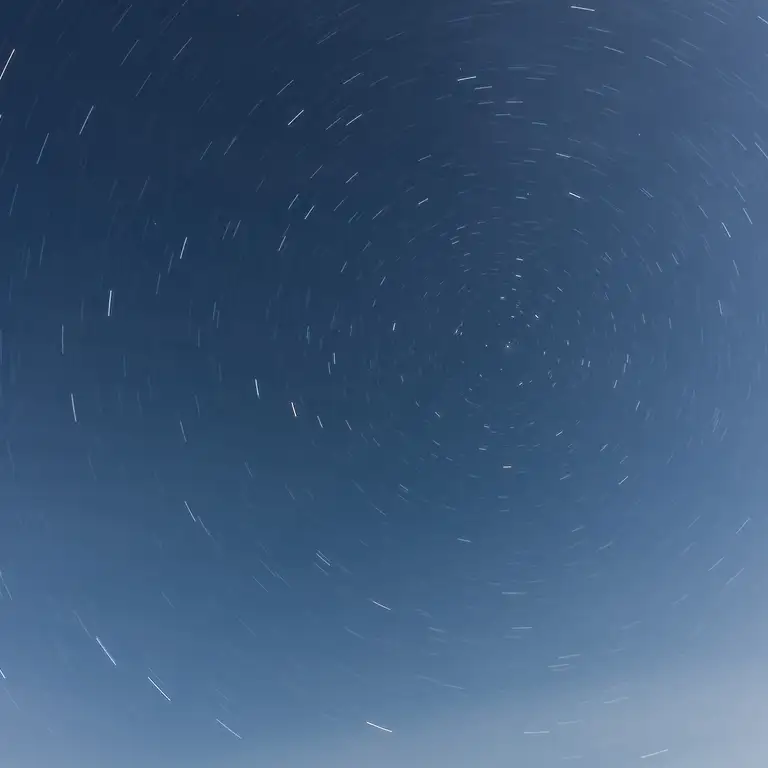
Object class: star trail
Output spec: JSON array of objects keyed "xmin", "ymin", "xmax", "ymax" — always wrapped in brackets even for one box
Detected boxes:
[{"xmin": 0, "ymin": 0, "xmax": 766, "ymax": 766}]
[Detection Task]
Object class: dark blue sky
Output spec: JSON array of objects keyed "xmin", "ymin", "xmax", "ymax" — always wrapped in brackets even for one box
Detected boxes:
[{"xmin": 0, "ymin": 1, "xmax": 766, "ymax": 766}]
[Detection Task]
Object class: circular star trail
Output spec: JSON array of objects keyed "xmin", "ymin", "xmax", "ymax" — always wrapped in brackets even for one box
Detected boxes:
[{"xmin": 0, "ymin": 1, "xmax": 766, "ymax": 766}]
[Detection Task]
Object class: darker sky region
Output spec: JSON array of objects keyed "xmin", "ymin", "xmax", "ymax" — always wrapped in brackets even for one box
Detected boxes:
[{"xmin": 0, "ymin": 1, "xmax": 767, "ymax": 767}]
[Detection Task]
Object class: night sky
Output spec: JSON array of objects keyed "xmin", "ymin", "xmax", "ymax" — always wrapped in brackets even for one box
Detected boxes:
[{"xmin": 0, "ymin": 0, "xmax": 767, "ymax": 766}]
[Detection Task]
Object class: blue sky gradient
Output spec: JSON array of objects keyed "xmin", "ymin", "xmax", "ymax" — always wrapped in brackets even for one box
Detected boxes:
[{"xmin": 0, "ymin": 0, "xmax": 766, "ymax": 765}]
